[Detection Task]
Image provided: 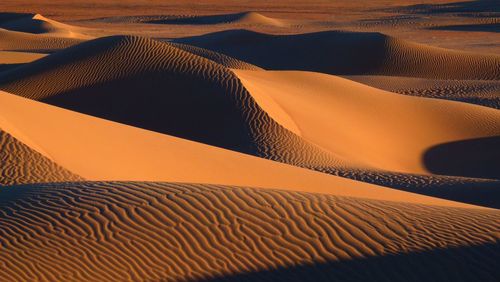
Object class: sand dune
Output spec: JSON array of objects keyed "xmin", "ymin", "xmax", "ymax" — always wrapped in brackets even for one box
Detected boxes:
[
  {"xmin": 233, "ymin": 70, "xmax": 500, "ymax": 178},
  {"xmin": 170, "ymin": 42, "xmax": 262, "ymax": 70},
  {"xmin": 0, "ymin": 181, "xmax": 498, "ymax": 281},
  {"xmin": 0, "ymin": 35, "xmax": 351, "ymax": 170},
  {"xmin": 1, "ymin": 36, "xmax": 498, "ymax": 207},
  {"xmin": 0, "ymin": 13, "xmax": 89, "ymax": 39},
  {"xmin": 344, "ymin": 75, "xmax": 500, "ymax": 109},
  {"xmin": 0, "ymin": 2, "xmax": 498, "ymax": 282},
  {"xmin": 176, "ymin": 30, "xmax": 500, "ymax": 80},
  {"xmin": 2, "ymin": 90, "xmax": 477, "ymax": 207},
  {"xmin": 146, "ymin": 12, "xmax": 286, "ymax": 27}
]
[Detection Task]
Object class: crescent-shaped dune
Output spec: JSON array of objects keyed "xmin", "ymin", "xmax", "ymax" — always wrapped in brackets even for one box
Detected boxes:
[
  {"xmin": 175, "ymin": 30, "xmax": 500, "ymax": 80},
  {"xmin": 0, "ymin": 181, "xmax": 498, "ymax": 281}
]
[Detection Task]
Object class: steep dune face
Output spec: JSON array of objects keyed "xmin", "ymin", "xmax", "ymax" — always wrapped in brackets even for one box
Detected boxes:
[
  {"xmin": 0, "ymin": 35, "xmax": 349, "ymax": 169},
  {"xmin": 233, "ymin": 70, "xmax": 500, "ymax": 177},
  {"xmin": 176, "ymin": 30, "xmax": 500, "ymax": 80},
  {"xmin": 0, "ymin": 130, "xmax": 82, "ymax": 185},
  {"xmin": 0, "ymin": 181, "xmax": 498, "ymax": 282}
]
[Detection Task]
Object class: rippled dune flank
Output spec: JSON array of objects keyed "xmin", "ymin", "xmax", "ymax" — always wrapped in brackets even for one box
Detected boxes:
[
  {"xmin": 0, "ymin": 182, "xmax": 498, "ymax": 282},
  {"xmin": 0, "ymin": 2, "xmax": 499, "ymax": 282}
]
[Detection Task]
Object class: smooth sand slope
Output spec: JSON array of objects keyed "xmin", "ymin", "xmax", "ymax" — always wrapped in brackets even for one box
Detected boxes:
[
  {"xmin": 0, "ymin": 90, "xmax": 476, "ymax": 207},
  {"xmin": 344, "ymin": 75, "xmax": 500, "ymax": 109},
  {"xmin": 176, "ymin": 30, "xmax": 500, "ymax": 80},
  {"xmin": 0, "ymin": 181, "xmax": 498, "ymax": 282},
  {"xmin": 233, "ymin": 70, "xmax": 500, "ymax": 178}
]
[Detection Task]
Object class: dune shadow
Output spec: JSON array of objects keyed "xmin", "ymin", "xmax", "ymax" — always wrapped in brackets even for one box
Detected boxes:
[
  {"xmin": 391, "ymin": 0, "xmax": 499, "ymax": 14},
  {"xmin": 428, "ymin": 23, "xmax": 500, "ymax": 33},
  {"xmin": 146, "ymin": 12, "xmax": 267, "ymax": 25},
  {"xmin": 423, "ymin": 136, "xmax": 500, "ymax": 180},
  {"xmin": 0, "ymin": 12, "xmax": 34, "ymax": 23},
  {"xmin": 194, "ymin": 242, "xmax": 500, "ymax": 282}
]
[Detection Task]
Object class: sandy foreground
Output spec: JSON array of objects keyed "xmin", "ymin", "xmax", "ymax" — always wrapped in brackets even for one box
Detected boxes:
[{"xmin": 0, "ymin": 1, "xmax": 499, "ymax": 281}]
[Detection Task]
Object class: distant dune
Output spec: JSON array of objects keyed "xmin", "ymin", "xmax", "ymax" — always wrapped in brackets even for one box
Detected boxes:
[
  {"xmin": 176, "ymin": 30, "xmax": 500, "ymax": 80},
  {"xmin": 147, "ymin": 12, "xmax": 286, "ymax": 27},
  {"xmin": 0, "ymin": 13, "xmax": 88, "ymax": 38}
]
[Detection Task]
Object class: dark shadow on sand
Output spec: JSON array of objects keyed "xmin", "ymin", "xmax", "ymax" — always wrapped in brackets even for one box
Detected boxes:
[
  {"xmin": 193, "ymin": 242, "xmax": 500, "ymax": 282},
  {"xmin": 423, "ymin": 136, "xmax": 500, "ymax": 180},
  {"xmin": 428, "ymin": 23, "xmax": 499, "ymax": 33}
]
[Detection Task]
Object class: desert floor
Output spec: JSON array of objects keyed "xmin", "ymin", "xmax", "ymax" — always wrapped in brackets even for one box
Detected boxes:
[{"xmin": 0, "ymin": 1, "xmax": 499, "ymax": 281}]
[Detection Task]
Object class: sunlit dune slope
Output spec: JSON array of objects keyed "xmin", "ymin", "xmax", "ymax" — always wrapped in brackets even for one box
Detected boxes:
[
  {"xmin": 0, "ymin": 181, "xmax": 498, "ymax": 282},
  {"xmin": 233, "ymin": 70, "xmax": 500, "ymax": 178},
  {"xmin": 0, "ymin": 90, "xmax": 476, "ymax": 207},
  {"xmin": 0, "ymin": 35, "xmax": 350, "ymax": 169},
  {"xmin": 176, "ymin": 30, "xmax": 500, "ymax": 80}
]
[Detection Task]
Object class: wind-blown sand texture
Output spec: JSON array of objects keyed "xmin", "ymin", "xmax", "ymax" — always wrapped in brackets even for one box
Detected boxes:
[{"xmin": 0, "ymin": 1, "xmax": 499, "ymax": 281}]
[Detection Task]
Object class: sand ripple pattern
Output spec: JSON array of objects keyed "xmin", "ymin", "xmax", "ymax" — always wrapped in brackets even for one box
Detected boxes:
[
  {"xmin": 0, "ymin": 181, "xmax": 498, "ymax": 282},
  {"xmin": 0, "ymin": 130, "xmax": 82, "ymax": 185}
]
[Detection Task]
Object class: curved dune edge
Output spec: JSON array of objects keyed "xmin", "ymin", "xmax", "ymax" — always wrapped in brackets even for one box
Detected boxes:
[
  {"xmin": 0, "ymin": 181, "xmax": 498, "ymax": 281},
  {"xmin": 0, "ymin": 90, "xmax": 486, "ymax": 209},
  {"xmin": 176, "ymin": 30, "xmax": 500, "ymax": 80},
  {"xmin": 233, "ymin": 69, "xmax": 500, "ymax": 176}
]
